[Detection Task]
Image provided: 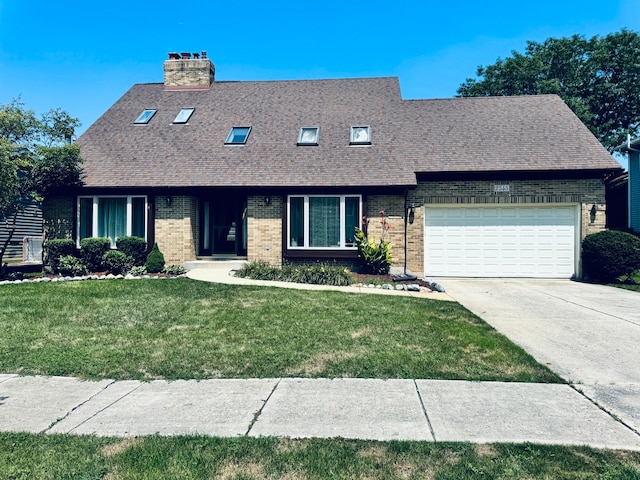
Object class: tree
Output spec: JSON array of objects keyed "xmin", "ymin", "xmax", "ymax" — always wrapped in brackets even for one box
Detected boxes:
[
  {"xmin": 457, "ymin": 29, "xmax": 640, "ymax": 152},
  {"xmin": 0, "ymin": 99, "xmax": 83, "ymax": 269}
]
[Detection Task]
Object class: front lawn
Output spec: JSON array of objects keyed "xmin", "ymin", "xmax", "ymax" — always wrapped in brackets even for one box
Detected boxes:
[
  {"xmin": 0, "ymin": 278, "xmax": 559, "ymax": 382},
  {"xmin": 2, "ymin": 433, "xmax": 639, "ymax": 479}
]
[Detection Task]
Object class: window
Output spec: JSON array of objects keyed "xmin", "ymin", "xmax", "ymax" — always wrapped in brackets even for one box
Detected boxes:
[
  {"xmin": 225, "ymin": 126, "xmax": 251, "ymax": 144},
  {"xmin": 134, "ymin": 109, "xmax": 157, "ymax": 124},
  {"xmin": 173, "ymin": 108, "xmax": 195, "ymax": 124},
  {"xmin": 350, "ymin": 125, "xmax": 371, "ymax": 144},
  {"xmin": 288, "ymin": 195, "xmax": 361, "ymax": 249},
  {"xmin": 297, "ymin": 127, "xmax": 319, "ymax": 145},
  {"xmin": 78, "ymin": 196, "xmax": 147, "ymax": 247}
]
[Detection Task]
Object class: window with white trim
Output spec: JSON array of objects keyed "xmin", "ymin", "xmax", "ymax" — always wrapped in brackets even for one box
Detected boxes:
[
  {"xmin": 78, "ymin": 196, "xmax": 147, "ymax": 247},
  {"xmin": 288, "ymin": 195, "xmax": 361, "ymax": 249}
]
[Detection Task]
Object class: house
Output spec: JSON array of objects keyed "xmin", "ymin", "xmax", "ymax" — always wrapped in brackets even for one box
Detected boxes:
[
  {"xmin": 1, "ymin": 201, "xmax": 43, "ymax": 265},
  {"xmin": 620, "ymin": 136, "xmax": 640, "ymax": 233},
  {"xmin": 43, "ymin": 52, "xmax": 622, "ymax": 278}
]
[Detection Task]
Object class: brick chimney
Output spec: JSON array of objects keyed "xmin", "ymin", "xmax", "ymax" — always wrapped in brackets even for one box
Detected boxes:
[{"xmin": 163, "ymin": 51, "xmax": 215, "ymax": 90}]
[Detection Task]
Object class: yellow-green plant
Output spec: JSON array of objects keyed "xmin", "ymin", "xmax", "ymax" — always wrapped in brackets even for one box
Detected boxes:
[{"xmin": 355, "ymin": 210, "xmax": 392, "ymax": 274}]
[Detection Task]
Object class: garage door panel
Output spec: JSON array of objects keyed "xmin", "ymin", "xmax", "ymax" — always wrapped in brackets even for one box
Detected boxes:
[{"xmin": 425, "ymin": 205, "xmax": 576, "ymax": 278}]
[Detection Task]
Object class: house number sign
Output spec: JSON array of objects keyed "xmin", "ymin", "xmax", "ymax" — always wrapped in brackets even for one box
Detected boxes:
[{"xmin": 493, "ymin": 184, "xmax": 510, "ymax": 193}]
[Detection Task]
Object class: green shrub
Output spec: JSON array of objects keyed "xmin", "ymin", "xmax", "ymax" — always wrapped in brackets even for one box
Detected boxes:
[
  {"xmin": 103, "ymin": 250, "xmax": 132, "ymax": 275},
  {"xmin": 116, "ymin": 236, "xmax": 147, "ymax": 266},
  {"xmin": 57, "ymin": 255, "xmax": 87, "ymax": 276},
  {"xmin": 354, "ymin": 228, "xmax": 392, "ymax": 275},
  {"xmin": 44, "ymin": 238, "xmax": 77, "ymax": 273},
  {"xmin": 128, "ymin": 265, "xmax": 147, "ymax": 277},
  {"xmin": 235, "ymin": 261, "xmax": 354, "ymax": 286},
  {"xmin": 582, "ymin": 229, "xmax": 640, "ymax": 283},
  {"xmin": 145, "ymin": 243, "xmax": 165, "ymax": 273},
  {"xmin": 162, "ymin": 264, "xmax": 186, "ymax": 275},
  {"xmin": 80, "ymin": 237, "xmax": 111, "ymax": 272},
  {"xmin": 283, "ymin": 264, "xmax": 353, "ymax": 286},
  {"xmin": 235, "ymin": 260, "xmax": 280, "ymax": 280}
]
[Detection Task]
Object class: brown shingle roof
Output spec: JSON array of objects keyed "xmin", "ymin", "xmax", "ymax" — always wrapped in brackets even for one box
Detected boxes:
[
  {"xmin": 77, "ymin": 77, "xmax": 619, "ymax": 189},
  {"xmin": 398, "ymin": 95, "xmax": 617, "ymax": 173}
]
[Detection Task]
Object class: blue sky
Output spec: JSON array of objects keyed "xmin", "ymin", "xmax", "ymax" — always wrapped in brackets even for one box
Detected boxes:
[{"xmin": 0, "ymin": 0, "xmax": 638, "ymax": 166}]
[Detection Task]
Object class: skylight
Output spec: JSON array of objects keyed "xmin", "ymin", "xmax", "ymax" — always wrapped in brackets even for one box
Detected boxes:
[
  {"xmin": 225, "ymin": 127, "xmax": 251, "ymax": 144},
  {"xmin": 173, "ymin": 108, "xmax": 195, "ymax": 124},
  {"xmin": 298, "ymin": 127, "xmax": 319, "ymax": 145},
  {"xmin": 350, "ymin": 125, "xmax": 371, "ymax": 144},
  {"xmin": 134, "ymin": 109, "xmax": 157, "ymax": 124}
]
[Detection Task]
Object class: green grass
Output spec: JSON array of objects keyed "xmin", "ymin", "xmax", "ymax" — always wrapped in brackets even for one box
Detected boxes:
[
  {"xmin": 0, "ymin": 278, "xmax": 559, "ymax": 383},
  {"xmin": 1, "ymin": 433, "xmax": 639, "ymax": 479},
  {"xmin": 610, "ymin": 270, "xmax": 640, "ymax": 292}
]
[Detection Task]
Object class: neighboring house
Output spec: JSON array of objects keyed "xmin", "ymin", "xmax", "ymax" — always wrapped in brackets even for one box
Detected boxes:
[
  {"xmin": 43, "ymin": 52, "xmax": 622, "ymax": 278},
  {"xmin": 1, "ymin": 202, "xmax": 42, "ymax": 264},
  {"xmin": 620, "ymin": 136, "xmax": 640, "ymax": 233}
]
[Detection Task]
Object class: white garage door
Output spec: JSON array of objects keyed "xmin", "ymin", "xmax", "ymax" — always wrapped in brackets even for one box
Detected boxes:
[{"xmin": 424, "ymin": 205, "xmax": 578, "ymax": 278}]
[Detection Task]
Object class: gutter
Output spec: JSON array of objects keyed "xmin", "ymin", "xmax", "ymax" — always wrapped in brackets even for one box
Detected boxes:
[{"xmin": 617, "ymin": 134, "xmax": 640, "ymax": 153}]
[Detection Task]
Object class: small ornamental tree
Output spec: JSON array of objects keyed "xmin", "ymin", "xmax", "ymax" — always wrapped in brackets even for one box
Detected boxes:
[
  {"xmin": 582, "ymin": 230, "xmax": 640, "ymax": 283},
  {"xmin": 1, "ymin": 100, "xmax": 82, "ymax": 267},
  {"xmin": 145, "ymin": 243, "xmax": 165, "ymax": 273}
]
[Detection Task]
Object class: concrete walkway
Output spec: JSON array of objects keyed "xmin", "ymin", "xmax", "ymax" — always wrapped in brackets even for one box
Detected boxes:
[
  {"xmin": 442, "ymin": 278, "xmax": 640, "ymax": 448},
  {"xmin": 2, "ymin": 267, "xmax": 640, "ymax": 450},
  {"xmin": 2, "ymin": 374, "xmax": 640, "ymax": 450}
]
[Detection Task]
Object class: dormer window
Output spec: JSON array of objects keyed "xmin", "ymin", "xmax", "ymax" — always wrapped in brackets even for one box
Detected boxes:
[
  {"xmin": 298, "ymin": 127, "xmax": 319, "ymax": 145},
  {"xmin": 173, "ymin": 108, "xmax": 195, "ymax": 124},
  {"xmin": 225, "ymin": 126, "xmax": 251, "ymax": 144},
  {"xmin": 134, "ymin": 109, "xmax": 156, "ymax": 124},
  {"xmin": 350, "ymin": 125, "xmax": 371, "ymax": 145}
]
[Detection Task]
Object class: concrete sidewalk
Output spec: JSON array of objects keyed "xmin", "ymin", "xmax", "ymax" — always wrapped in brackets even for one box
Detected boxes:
[{"xmin": 2, "ymin": 374, "xmax": 640, "ymax": 450}]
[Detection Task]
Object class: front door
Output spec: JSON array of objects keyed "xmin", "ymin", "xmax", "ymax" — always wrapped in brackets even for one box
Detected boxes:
[{"xmin": 200, "ymin": 196, "xmax": 247, "ymax": 256}]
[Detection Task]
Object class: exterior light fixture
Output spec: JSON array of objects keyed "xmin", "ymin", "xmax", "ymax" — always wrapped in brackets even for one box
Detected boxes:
[
  {"xmin": 265, "ymin": 196, "xmax": 271, "ymax": 206},
  {"xmin": 166, "ymin": 196, "xmax": 172, "ymax": 207}
]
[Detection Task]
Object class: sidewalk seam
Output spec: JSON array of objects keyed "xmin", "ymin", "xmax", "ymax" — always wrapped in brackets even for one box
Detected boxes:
[
  {"xmin": 245, "ymin": 378, "xmax": 281, "ymax": 436},
  {"xmin": 413, "ymin": 380, "xmax": 436, "ymax": 442},
  {"xmin": 571, "ymin": 384, "xmax": 640, "ymax": 438},
  {"xmin": 44, "ymin": 380, "xmax": 144, "ymax": 434}
]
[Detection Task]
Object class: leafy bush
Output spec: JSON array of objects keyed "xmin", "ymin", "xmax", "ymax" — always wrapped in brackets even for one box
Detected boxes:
[
  {"xmin": 354, "ymin": 228, "xmax": 392, "ymax": 275},
  {"xmin": 57, "ymin": 255, "xmax": 87, "ymax": 276},
  {"xmin": 128, "ymin": 265, "xmax": 147, "ymax": 277},
  {"xmin": 116, "ymin": 236, "xmax": 147, "ymax": 266},
  {"xmin": 235, "ymin": 260, "xmax": 280, "ymax": 280},
  {"xmin": 44, "ymin": 238, "xmax": 76, "ymax": 273},
  {"xmin": 582, "ymin": 229, "xmax": 640, "ymax": 283},
  {"xmin": 80, "ymin": 237, "xmax": 111, "ymax": 272},
  {"xmin": 103, "ymin": 250, "xmax": 132, "ymax": 275},
  {"xmin": 145, "ymin": 243, "xmax": 165, "ymax": 273},
  {"xmin": 235, "ymin": 261, "xmax": 353, "ymax": 286},
  {"xmin": 162, "ymin": 264, "xmax": 186, "ymax": 275}
]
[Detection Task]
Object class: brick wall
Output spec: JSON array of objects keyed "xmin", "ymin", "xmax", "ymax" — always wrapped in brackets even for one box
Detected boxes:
[
  {"xmin": 247, "ymin": 195, "xmax": 282, "ymax": 265},
  {"xmin": 163, "ymin": 58, "xmax": 215, "ymax": 88},
  {"xmin": 365, "ymin": 194, "xmax": 406, "ymax": 269},
  {"xmin": 154, "ymin": 195, "xmax": 197, "ymax": 265},
  {"xmin": 43, "ymin": 196, "xmax": 74, "ymax": 241}
]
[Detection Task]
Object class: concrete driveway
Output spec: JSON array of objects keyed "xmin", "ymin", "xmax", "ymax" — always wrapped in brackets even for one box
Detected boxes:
[{"xmin": 441, "ymin": 278, "xmax": 640, "ymax": 434}]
